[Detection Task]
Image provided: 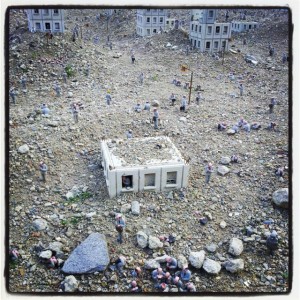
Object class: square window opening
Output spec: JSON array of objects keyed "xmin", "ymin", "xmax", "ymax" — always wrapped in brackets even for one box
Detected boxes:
[
  {"xmin": 45, "ymin": 23, "xmax": 51, "ymax": 30},
  {"xmin": 122, "ymin": 175, "xmax": 133, "ymax": 189},
  {"xmin": 216, "ymin": 26, "xmax": 220, "ymax": 34},
  {"xmin": 34, "ymin": 9, "xmax": 39, "ymax": 14},
  {"xmin": 145, "ymin": 173, "xmax": 156, "ymax": 187},
  {"xmin": 166, "ymin": 172, "xmax": 177, "ymax": 184},
  {"xmin": 53, "ymin": 9, "xmax": 59, "ymax": 15},
  {"xmin": 35, "ymin": 22, "xmax": 41, "ymax": 30}
]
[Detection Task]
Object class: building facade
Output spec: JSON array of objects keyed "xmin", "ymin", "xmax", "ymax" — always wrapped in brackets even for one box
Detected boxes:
[
  {"xmin": 189, "ymin": 9, "xmax": 231, "ymax": 52},
  {"xmin": 136, "ymin": 9, "xmax": 168, "ymax": 37},
  {"xmin": 101, "ymin": 136, "xmax": 189, "ymax": 198},
  {"xmin": 27, "ymin": 8, "xmax": 64, "ymax": 33},
  {"xmin": 231, "ymin": 21, "xmax": 259, "ymax": 33}
]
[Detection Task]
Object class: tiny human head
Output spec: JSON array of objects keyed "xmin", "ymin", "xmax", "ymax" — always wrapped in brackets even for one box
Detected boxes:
[
  {"xmin": 174, "ymin": 276, "xmax": 179, "ymax": 283},
  {"xmin": 161, "ymin": 283, "xmax": 166, "ymax": 289},
  {"xmin": 115, "ymin": 213, "xmax": 122, "ymax": 219},
  {"xmin": 154, "ymin": 108, "xmax": 157, "ymax": 111},
  {"xmin": 131, "ymin": 280, "xmax": 137, "ymax": 287},
  {"xmin": 166, "ymin": 256, "xmax": 172, "ymax": 263},
  {"xmin": 165, "ymin": 272, "xmax": 170, "ymax": 278},
  {"xmin": 271, "ymin": 230, "xmax": 277, "ymax": 237},
  {"xmin": 158, "ymin": 267, "xmax": 163, "ymax": 273},
  {"xmin": 208, "ymin": 162, "xmax": 212, "ymax": 167},
  {"xmin": 135, "ymin": 267, "xmax": 141, "ymax": 273},
  {"xmin": 40, "ymin": 161, "xmax": 44, "ymax": 166}
]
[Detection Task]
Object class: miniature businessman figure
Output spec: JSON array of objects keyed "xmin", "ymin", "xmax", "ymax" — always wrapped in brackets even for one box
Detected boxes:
[
  {"xmin": 181, "ymin": 96, "xmax": 187, "ymax": 112},
  {"xmin": 48, "ymin": 255, "xmax": 58, "ymax": 268},
  {"xmin": 231, "ymin": 124, "xmax": 239, "ymax": 133},
  {"xmin": 129, "ymin": 280, "xmax": 140, "ymax": 292},
  {"xmin": 21, "ymin": 77, "xmax": 27, "ymax": 89},
  {"xmin": 54, "ymin": 84, "xmax": 61, "ymax": 97},
  {"xmin": 267, "ymin": 122, "xmax": 277, "ymax": 131},
  {"xmin": 205, "ymin": 162, "xmax": 214, "ymax": 184},
  {"xmin": 39, "ymin": 161, "xmax": 48, "ymax": 182},
  {"xmin": 115, "ymin": 214, "xmax": 126, "ymax": 243},
  {"xmin": 131, "ymin": 53, "xmax": 135, "ymax": 64},
  {"xmin": 9, "ymin": 248, "xmax": 20, "ymax": 261},
  {"xmin": 266, "ymin": 230, "xmax": 279, "ymax": 255},
  {"xmin": 275, "ymin": 166, "xmax": 284, "ymax": 178},
  {"xmin": 269, "ymin": 97, "xmax": 276, "ymax": 113},
  {"xmin": 62, "ymin": 71, "xmax": 67, "ymax": 83},
  {"xmin": 139, "ymin": 72, "xmax": 144, "ymax": 85},
  {"xmin": 157, "ymin": 282, "xmax": 169, "ymax": 292},
  {"xmin": 195, "ymin": 91, "xmax": 201, "ymax": 105},
  {"xmin": 153, "ymin": 108, "xmax": 159, "ymax": 129},
  {"xmin": 72, "ymin": 104, "xmax": 79, "ymax": 123},
  {"xmin": 10, "ymin": 88, "xmax": 17, "ymax": 104},
  {"xmin": 238, "ymin": 83, "xmax": 244, "ymax": 96},
  {"xmin": 131, "ymin": 266, "xmax": 142, "ymax": 279},
  {"xmin": 126, "ymin": 130, "xmax": 133, "ymax": 139},
  {"xmin": 231, "ymin": 155, "xmax": 239, "ymax": 163},
  {"xmin": 185, "ymin": 282, "xmax": 196, "ymax": 292},
  {"xmin": 105, "ymin": 91, "xmax": 112, "ymax": 105},
  {"xmin": 166, "ymin": 256, "xmax": 178, "ymax": 271},
  {"xmin": 243, "ymin": 122, "xmax": 251, "ymax": 133},
  {"xmin": 134, "ymin": 103, "xmax": 142, "ymax": 112},
  {"xmin": 144, "ymin": 101, "xmax": 151, "ymax": 111},
  {"xmin": 152, "ymin": 267, "xmax": 165, "ymax": 284},
  {"xmin": 41, "ymin": 104, "xmax": 50, "ymax": 116},
  {"xmin": 218, "ymin": 122, "xmax": 227, "ymax": 131},
  {"xmin": 176, "ymin": 266, "xmax": 191, "ymax": 283},
  {"xmin": 282, "ymin": 52, "xmax": 287, "ymax": 63},
  {"xmin": 172, "ymin": 276, "xmax": 184, "ymax": 291},
  {"xmin": 170, "ymin": 93, "xmax": 176, "ymax": 106},
  {"xmin": 250, "ymin": 122, "xmax": 261, "ymax": 130},
  {"xmin": 115, "ymin": 255, "xmax": 126, "ymax": 275}
]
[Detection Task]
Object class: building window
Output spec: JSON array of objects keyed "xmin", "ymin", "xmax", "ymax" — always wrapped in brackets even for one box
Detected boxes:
[
  {"xmin": 147, "ymin": 29, "xmax": 150, "ymax": 35},
  {"xmin": 191, "ymin": 24, "xmax": 194, "ymax": 31},
  {"xmin": 207, "ymin": 26, "xmax": 212, "ymax": 34},
  {"xmin": 147, "ymin": 9, "xmax": 151, "ymax": 11},
  {"xmin": 249, "ymin": 25, "xmax": 252, "ymax": 29},
  {"xmin": 147, "ymin": 17, "xmax": 150, "ymax": 23},
  {"xmin": 145, "ymin": 174, "xmax": 156, "ymax": 187},
  {"xmin": 166, "ymin": 20, "xmax": 169, "ymax": 24},
  {"xmin": 45, "ymin": 23, "xmax": 51, "ymax": 30},
  {"xmin": 222, "ymin": 41, "xmax": 226, "ymax": 49},
  {"xmin": 208, "ymin": 10, "xmax": 214, "ymax": 18},
  {"xmin": 216, "ymin": 26, "xmax": 220, "ymax": 34},
  {"xmin": 153, "ymin": 29, "xmax": 157, "ymax": 33},
  {"xmin": 206, "ymin": 41, "xmax": 211, "ymax": 49},
  {"xmin": 33, "ymin": 9, "xmax": 39, "ymax": 14},
  {"xmin": 53, "ymin": 9, "xmax": 59, "ymax": 15},
  {"xmin": 223, "ymin": 26, "xmax": 228, "ymax": 34},
  {"xmin": 166, "ymin": 172, "xmax": 177, "ymax": 184},
  {"xmin": 160, "ymin": 9, "xmax": 164, "ymax": 12},
  {"xmin": 244, "ymin": 25, "xmax": 246, "ymax": 30},
  {"xmin": 195, "ymin": 25, "xmax": 198, "ymax": 32},
  {"xmin": 153, "ymin": 17, "xmax": 157, "ymax": 23},
  {"xmin": 171, "ymin": 21, "xmax": 174, "ymax": 25},
  {"xmin": 198, "ymin": 40, "xmax": 201, "ymax": 48},
  {"xmin": 214, "ymin": 41, "xmax": 218, "ymax": 49},
  {"xmin": 54, "ymin": 22, "xmax": 60, "ymax": 30},
  {"xmin": 199, "ymin": 25, "xmax": 201, "ymax": 33},
  {"xmin": 160, "ymin": 17, "xmax": 163, "ymax": 23},
  {"xmin": 43, "ymin": 9, "xmax": 49, "ymax": 15},
  {"xmin": 122, "ymin": 175, "xmax": 133, "ymax": 189},
  {"xmin": 35, "ymin": 22, "xmax": 41, "ymax": 30}
]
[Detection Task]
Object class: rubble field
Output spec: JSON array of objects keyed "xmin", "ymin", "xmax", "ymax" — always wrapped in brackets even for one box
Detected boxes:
[{"xmin": 7, "ymin": 8, "xmax": 290, "ymax": 293}]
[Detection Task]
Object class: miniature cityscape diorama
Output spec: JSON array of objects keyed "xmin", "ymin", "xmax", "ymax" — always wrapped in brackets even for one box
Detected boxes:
[{"xmin": 7, "ymin": 6, "xmax": 290, "ymax": 295}]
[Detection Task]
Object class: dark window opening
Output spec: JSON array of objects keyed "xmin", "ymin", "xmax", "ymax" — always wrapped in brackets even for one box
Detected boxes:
[
  {"xmin": 166, "ymin": 172, "xmax": 177, "ymax": 184},
  {"xmin": 216, "ymin": 26, "xmax": 220, "ymax": 34},
  {"xmin": 45, "ymin": 23, "xmax": 51, "ymax": 30},
  {"xmin": 122, "ymin": 175, "xmax": 133, "ymax": 189},
  {"xmin": 206, "ymin": 41, "xmax": 211, "ymax": 49},
  {"xmin": 145, "ymin": 174, "xmax": 156, "ymax": 187}
]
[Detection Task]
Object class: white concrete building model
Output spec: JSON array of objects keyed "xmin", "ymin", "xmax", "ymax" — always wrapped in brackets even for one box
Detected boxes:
[
  {"xmin": 101, "ymin": 136, "xmax": 189, "ymax": 198},
  {"xmin": 27, "ymin": 8, "xmax": 64, "ymax": 33},
  {"xmin": 231, "ymin": 21, "xmax": 259, "ymax": 33},
  {"xmin": 136, "ymin": 9, "xmax": 168, "ymax": 37},
  {"xmin": 189, "ymin": 9, "xmax": 231, "ymax": 52}
]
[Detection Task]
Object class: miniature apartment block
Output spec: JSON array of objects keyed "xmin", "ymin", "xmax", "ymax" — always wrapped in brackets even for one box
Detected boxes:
[
  {"xmin": 27, "ymin": 8, "xmax": 64, "ymax": 33},
  {"xmin": 136, "ymin": 9, "xmax": 168, "ymax": 37},
  {"xmin": 231, "ymin": 21, "xmax": 259, "ymax": 32},
  {"xmin": 189, "ymin": 9, "xmax": 231, "ymax": 52},
  {"xmin": 101, "ymin": 136, "xmax": 189, "ymax": 198}
]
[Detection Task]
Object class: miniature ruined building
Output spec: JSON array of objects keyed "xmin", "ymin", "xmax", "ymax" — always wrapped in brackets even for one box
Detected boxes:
[
  {"xmin": 27, "ymin": 8, "xmax": 65, "ymax": 33},
  {"xmin": 231, "ymin": 21, "xmax": 259, "ymax": 32},
  {"xmin": 101, "ymin": 136, "xmax": 189, "ymax": 198},
  {"xmin": 189, "ymin": 9, "xmax": 231, "ymax": 52},
  {"xmin": 136, "ymin": 9, "xmax": 168, "ymax": 37}
]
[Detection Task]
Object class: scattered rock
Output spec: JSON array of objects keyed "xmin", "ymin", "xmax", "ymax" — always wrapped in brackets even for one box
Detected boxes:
[
  {"xmin": 131, "ymin": 200, "xmax": 140, "ymax": 215},
  {"xmin": 220, "ymin": 221, "xmax": 227, "ymax": 228},
  {"xmin": 272, "ymin": 188, "xmax": 288, "ymax": 208},
  {"xmin": 18, "ymin": 144, "xmax": 29, "ymax": 154},
  {"xmin": 205, "ymin": 243, "xmax": 217, "ymax": 253},
  {"xmin": 136, "ymin": 231, "xmax": 148, "ymax": 248},
  {"xmin": 177, "ymin": 254, "xmax": 188, "ymax": 269},
  {"xmin": 148, "ymin": 236, "xmax": 163, "ymax": 249},
  {"xmin": 144, "ymin": 259, "xmax": 160, "ymax": 269},
  {"xmin": 189, "ymin": 251, "xmax": 206, "ymax": 269},
  {"xmin": 32, "ymin": 219, "xmax": 48, "ymax": 231},
  {"xmin": 39, "ymin": 250, "xmax": 52, "ymax": 259},
  {"xmin": 217, "ymin": 165, "xmax": 230, "ymax": 176},
  {"xmin": 223, "ymin": 259, "xmax": 245, "ymax": 273},
  {"xmin": 61, "ymin": 275, "xmax": 79, "ymax": 292},
  {"xmin": 220, "ymin": 156, "xmax": 231, "ymax": 165},
  {"xmin": 203, "ymin": 258, "xmax": 221, "ymax": 275},
  {"xmin": 228, "ymin": 238, "xmax": 244, "ymax": 256},
  {"xmin": 62, "ymin": 232, "xmax": 109, "ymax": 274}
]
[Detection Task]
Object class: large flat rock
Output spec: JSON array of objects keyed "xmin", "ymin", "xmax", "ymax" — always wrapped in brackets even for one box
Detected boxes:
[{"xmin": 62, "ymin": 232, "xmax": 109, "ymax": 274}]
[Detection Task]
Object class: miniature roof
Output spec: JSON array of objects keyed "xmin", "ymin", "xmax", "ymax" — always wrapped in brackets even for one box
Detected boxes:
[{"xmin": 101, "ymin": 136, "xmax": 186, "ymax": 169}]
